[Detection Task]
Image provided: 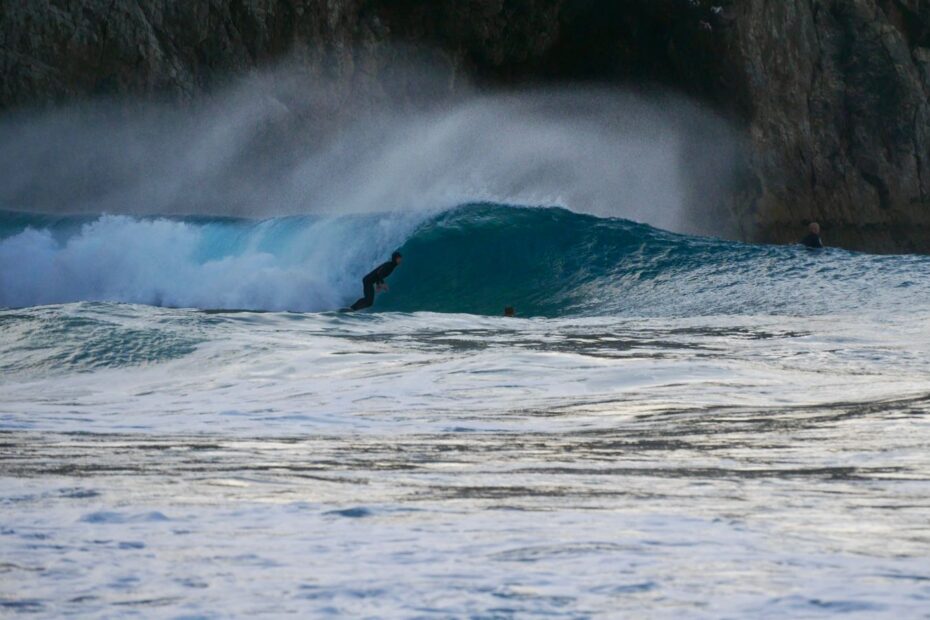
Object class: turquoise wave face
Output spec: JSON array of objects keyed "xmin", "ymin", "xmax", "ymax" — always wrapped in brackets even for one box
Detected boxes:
[
  {"xmin": 381, "ymin": 205, "xmax": 930, "ymax": 317},
  {"xmin": 2, "ymin": 204, "xmax": 930, "ymax": 317}
]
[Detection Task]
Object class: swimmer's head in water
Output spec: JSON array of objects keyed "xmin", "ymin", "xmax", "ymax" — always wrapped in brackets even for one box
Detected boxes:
[
  {"xmin": 504, "ymin": 306, "xmax": 515, "ymax": 317},
  {"xmin": 392, "ymin": 251, "xmax": 403, "ymax": 265},
  {"xmin": 809, "ymin": 222, "xmax": 821, "ymax": 234}
]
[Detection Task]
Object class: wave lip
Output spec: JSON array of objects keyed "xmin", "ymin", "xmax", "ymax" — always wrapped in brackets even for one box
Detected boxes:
[{"xmin": 2, "ymin": 204, "xmax": 930, "ymax": 317}]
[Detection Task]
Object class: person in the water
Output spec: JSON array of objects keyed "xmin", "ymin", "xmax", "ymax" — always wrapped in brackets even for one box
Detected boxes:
[
  {"xmin": 350, "ymin": 251, "xmax": 403, "ymax": 311},
  {"xmin": 800, "ymin": 222, "xmax": 824, "ymax": 249}
]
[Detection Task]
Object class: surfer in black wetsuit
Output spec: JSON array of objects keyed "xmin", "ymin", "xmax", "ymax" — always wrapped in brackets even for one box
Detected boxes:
[
  {"xmin": 349, "ymin": 252, "xmax": 403, "ymax": 311},
  {"xmin": 800, "ymin": 222, "xmax": 824, "ymax": 249}
]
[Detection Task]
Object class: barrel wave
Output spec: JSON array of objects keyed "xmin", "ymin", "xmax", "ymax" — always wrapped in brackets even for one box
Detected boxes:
[{"xmin": 2, "ymin": 204, "xmax": 930, "ymax": 317}]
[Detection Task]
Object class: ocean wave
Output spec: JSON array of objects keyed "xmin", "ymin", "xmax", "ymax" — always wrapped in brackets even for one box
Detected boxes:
[{"xmin": 2, "ymin": 204, "xmax": 929, "ymax": 316}]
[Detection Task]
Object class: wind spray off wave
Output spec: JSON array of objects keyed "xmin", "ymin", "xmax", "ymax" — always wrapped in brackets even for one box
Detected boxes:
[{"xmin": 0, "ymin": 80, "xmax": 740, "ymax": 236}]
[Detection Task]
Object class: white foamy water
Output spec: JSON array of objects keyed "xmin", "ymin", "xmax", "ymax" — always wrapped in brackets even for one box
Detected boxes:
[{"xmin": 2, "ymin": 303, "xmax": 929, "ymax": 616}]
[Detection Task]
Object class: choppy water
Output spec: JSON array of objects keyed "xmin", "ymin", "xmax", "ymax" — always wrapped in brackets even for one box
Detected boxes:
[{"xmin": 2, "ymin": 205, "xmax": 930, "ymax": 617}]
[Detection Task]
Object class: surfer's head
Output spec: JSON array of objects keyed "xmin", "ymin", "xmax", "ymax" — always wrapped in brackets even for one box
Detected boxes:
[
  {"xmin": 809, "ymin": 222, "xmax": 820, "ymax": 234},
  {"xmin": 392, "ymin": 251, "xmax": 403, "ymax": 265}
]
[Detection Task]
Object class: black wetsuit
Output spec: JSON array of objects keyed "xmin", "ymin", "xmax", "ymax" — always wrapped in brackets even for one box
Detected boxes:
[
  {"xmin": 800, "ymin": 233, "xmax": 824, "ymax": 249},
  {"xmin": 350, "ymin": 260, "xmax": 397, "ymax": 311}
]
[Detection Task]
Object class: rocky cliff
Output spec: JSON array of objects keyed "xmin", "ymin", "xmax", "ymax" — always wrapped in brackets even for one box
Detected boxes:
[
  {"xmin": 2, "ymin": 0, "xmax": 929, "ymax": 252},
  {"xmin": 726, "ymin": 0, "xmax": 930, "ymax": 251}
]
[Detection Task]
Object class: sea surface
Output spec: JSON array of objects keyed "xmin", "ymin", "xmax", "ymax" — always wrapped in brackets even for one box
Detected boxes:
[{"xmin": 2, "ymin": 205, "xmax": 929, "ymax": 617}]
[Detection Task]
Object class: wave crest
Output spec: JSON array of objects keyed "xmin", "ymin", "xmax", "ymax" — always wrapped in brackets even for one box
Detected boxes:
[{"xmin": 2, "ymin": 204, "xmax": 929, "ymax": 316}]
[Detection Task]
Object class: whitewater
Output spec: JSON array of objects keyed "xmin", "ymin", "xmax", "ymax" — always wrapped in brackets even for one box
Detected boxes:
[{"xmin": 2, "ymin": 202, "xmax": 930, "ymax": 617}]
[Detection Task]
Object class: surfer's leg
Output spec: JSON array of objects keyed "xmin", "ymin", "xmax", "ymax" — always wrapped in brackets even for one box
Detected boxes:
[{"xmin": 350, "ymin": 280, "xmax": 375, "ymax": 311}]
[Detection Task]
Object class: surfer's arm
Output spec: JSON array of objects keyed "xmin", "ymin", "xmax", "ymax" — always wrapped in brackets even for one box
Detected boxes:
[{"xmin": 373, "ymin": 262, "xmax": 393, "ymax": 287}]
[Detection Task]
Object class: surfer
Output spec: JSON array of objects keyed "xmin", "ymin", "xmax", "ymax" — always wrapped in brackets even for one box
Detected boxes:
[
  {"xmin": 349, "ymin": 252, "xmax": 403, "ymax": 311},
  {"xmin": 800, "ymin": 222, "xmax": 824, "ymax": 249}
]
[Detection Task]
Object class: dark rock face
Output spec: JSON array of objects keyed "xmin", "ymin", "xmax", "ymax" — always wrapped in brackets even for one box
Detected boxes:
[
  {"xmin": 726, "ymin": 0, "xmax": 930, "ymax": 252},
  {"xmin": 2, "ymin": 0, "xmax": 929, "ymax": 252}
]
